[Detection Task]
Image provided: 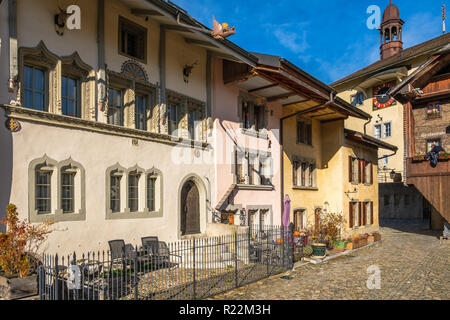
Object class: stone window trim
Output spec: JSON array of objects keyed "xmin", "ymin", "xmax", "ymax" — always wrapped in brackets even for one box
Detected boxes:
[
  {"xmin": 28, "ymin": 155, "xmax": 86, "ymax": 223},
  {"xmin": 18, "ymin": 42, "xmax": 96, "ymax": 121},
  {"xmin": 165, "ymin": 89, "xmax": 206, "ymax": 142},
  {"xmin": 135, "ymin": 82, "xmax": 158, "ymax": 132},
  {"xmin": 61, "ymin": 52, "xmax": 96, "ymax": 121},
  {"xmin": 18, "ymin": 42, "xmax": 59, "ymax": 113},
  {"xmin": 105, "ymin": 164, "xmax": 163, "ymax": 220},
  {"xmin": 232, "ymin": 147, "xmax": 273, "ymax": 187},
  {"xmin": 292, "ymin": 156, "xmax": 317, "ymax": 189},
  {"xmin": 246, "ymin": 205, "xmax": 273, "ymax": 227},
  {"xmin": 106, "ymin": 71, "xmax": 135, "ymax": 128}
]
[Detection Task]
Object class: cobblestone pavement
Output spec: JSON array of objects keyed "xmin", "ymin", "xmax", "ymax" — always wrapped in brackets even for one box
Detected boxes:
[{"xmin": 211, "ymin": 224, "xmax": 450, "ymax": 300}]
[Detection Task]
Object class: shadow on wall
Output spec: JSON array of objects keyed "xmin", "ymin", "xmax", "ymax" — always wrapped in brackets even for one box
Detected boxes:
[{"xmin": 0, "ymin": 111, "xmax": 13, "ymax": 233}]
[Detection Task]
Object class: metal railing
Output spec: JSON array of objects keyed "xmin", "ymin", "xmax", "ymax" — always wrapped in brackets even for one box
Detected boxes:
[{"xmin": 38, "ymin": 225, "xmax": 294, "ymax": 300}]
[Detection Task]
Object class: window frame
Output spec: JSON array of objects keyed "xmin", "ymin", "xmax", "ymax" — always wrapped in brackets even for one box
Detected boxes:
[
  {"xmin": 23, "ymin": 65, "xmax": 47, "ymax": 112},
  {"xmin": 61, "ymin": 75, "xmax": 81, "ymax": 118},
  {"xmin": 297, "ymin": 118, "xmax": 313, "ymax": 146},
  {"xmin": 35, "ymin": 169, "xmax": 52, "ymax": 214},
  {"xmin": 107, "ymin": 87, "xmax": 125, "ymax": 127},
  {"xmin": 60, "ymin": 170, "xmax": 75, "ymax": 214},
  {"xmin": 118, "ymin": 16, "xmax": 148, "ymax": 63},
  {"xmin": 128, "ymin": 172, "xmax": 140, "ymax": 213},
  {"xmin": 29, "ymin": 156, "xmax": 86, "ymax": 223},
  {"xmin": 134, "ymin": 94, "xmax": 148, "ymax": 131}
]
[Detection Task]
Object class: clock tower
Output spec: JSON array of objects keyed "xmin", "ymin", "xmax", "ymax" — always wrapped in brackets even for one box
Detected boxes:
[{"xmin": 380, "ymin": 1, "xmax": 404, "ymax": 60}]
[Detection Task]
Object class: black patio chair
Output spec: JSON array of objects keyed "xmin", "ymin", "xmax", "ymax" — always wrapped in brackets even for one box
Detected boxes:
[
  {"xmin": 141, "ymin": 237, "xmax": 182, "ymax": 269},
  {"xmin": 108, "ymin": 240, "xmax": 149, "ymax": 269}
]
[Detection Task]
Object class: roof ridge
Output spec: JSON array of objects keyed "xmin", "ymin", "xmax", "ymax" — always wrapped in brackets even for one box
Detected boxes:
[{"xmin": 331, "ymin": 33, "xmax": 450, "ymax": 87}]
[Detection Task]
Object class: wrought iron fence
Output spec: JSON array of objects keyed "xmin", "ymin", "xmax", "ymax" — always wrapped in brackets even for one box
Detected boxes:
[{"xmin": 38, "ymin": 225, "xmax": 294, "ymax": 300}]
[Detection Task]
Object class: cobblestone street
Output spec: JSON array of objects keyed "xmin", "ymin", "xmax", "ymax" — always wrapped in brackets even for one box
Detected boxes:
[{"xmin": 212, "ymin": 223, "xmax": 450, "ymax": 300}]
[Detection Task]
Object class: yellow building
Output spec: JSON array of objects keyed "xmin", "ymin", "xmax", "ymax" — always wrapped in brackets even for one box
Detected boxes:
[
  {"xmin": 331, "ymin": 1, "xmax": 450, "ymax": 222},
  {"xmin": 332, "ymin": 2, "xmax": 450, "ymax": 184},
  {"xmin": 274, "ymin": 58, "xmax": 398, "ymax": 238},
  {"xmin": 283, "ymin": 110, "xmax": 397, "ymax": 238}
]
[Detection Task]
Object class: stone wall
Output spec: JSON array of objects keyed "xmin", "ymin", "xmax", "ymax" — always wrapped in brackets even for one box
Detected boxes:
[{"xmin": 379, "ymin": 183, "xmax": 423, "ymax": 220}]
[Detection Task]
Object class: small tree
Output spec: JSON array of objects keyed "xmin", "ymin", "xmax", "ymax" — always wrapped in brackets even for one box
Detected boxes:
[{"xmin": 0, "ymin": 204, "xmax": 54, "ymax": 278}]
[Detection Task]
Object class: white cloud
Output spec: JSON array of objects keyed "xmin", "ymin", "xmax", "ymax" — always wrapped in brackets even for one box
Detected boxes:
[{"xmin": 273, "ymin": 29, "xmax": 310, "ymax": 53}]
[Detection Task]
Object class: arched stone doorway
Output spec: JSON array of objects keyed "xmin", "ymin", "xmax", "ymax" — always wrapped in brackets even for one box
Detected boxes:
[{"xmin": 180, "ymin": 180, "xmax": 200, "ymax": 235}]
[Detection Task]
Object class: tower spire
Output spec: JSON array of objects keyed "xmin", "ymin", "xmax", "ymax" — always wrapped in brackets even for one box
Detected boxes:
[{"xmin": 380, "ymin": 1, "xmax": 404, "ymax": 60}]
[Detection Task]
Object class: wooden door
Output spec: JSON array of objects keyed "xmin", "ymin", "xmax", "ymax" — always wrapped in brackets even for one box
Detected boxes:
[{"xmin": 181, "ymin": 181, "xmax": 200, "ymax": 235}]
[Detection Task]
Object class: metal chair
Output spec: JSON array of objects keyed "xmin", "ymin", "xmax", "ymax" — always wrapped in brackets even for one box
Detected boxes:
[{"xmin": 141, "ymin": 237, "xmax": 181, "ymax": 269}]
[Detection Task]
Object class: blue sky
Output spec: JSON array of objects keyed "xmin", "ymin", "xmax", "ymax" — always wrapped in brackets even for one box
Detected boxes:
[{"xmin": 172, "ymin": 0, "xmax": 449, "ymax": 84}]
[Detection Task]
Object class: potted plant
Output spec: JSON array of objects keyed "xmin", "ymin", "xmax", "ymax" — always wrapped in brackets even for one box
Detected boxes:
[
  {"xmin": 333, "ymin": 239, "xmax": 348, "ymax": 252},
  {"xmin": 368, "ymin": 231, "xmax": 382, "ymax": 243},
  {"xmin": 412, "ymin": 154, "xmax": 426, "ymax": 162},
  {"xmin": 311, "ymin": 243, "xmax": 327, "ymax": 259},
  {"xmin": 359, "ymin": 234, "xmax": 369, "ymax": 247},
  {"xmin": 346, "ymin": 235, "xmax": 360, "ymax": 250},
  {"xmin": 302, "ymin": 245, "xmax": 313, "ymax": 258},
  {"xmin": 0, "ymin": 204, "xmax": 53, "ymax": 300}
]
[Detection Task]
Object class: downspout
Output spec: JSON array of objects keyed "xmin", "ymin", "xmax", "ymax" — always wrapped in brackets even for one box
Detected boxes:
[
  {"xmin": 363, "ymin": 117, "xmax": 372, "ymax": 135},
  {"xmin": 279, "ymin": 91, "xmax": 335, "ymax": 228}
]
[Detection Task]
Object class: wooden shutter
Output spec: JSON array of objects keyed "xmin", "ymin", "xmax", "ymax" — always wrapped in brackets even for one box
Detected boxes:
[
  {"xmin": 349, "ymin": 156, "xmax": 353, "ymax": 183},
  {"xmin": 358, "ymin": 202, "xmax": 363, "ymax": 227},
  {"xmin": 370, "ymin": 201, "xmax": 374, "ymax": 225},
  {"xmin": 363, "ymin": 202, "xmax": 367, "ymax": 226},
  {"xmin": 349, "ymin": 202, "xmax": 354, "ymax": 228},
  {"xmin": 362, "ymin": 160, "xmax": 366, "ymax": 184},
  {"xmin": 370, "ymin": 162, "xmax": 373, "ymax": 185},
  {"xmin": 358, "ymin": 160, "xmax": 363, "ymax": 184}
]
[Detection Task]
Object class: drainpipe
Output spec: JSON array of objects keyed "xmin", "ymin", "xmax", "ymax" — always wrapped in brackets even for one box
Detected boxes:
[
  {"xmin": 279, "ymin": 91, "xmax": 336, "ymax": 228},
  {"xmin": 363, "ymin": 117, "xmax": 372, "ymax": 135}
]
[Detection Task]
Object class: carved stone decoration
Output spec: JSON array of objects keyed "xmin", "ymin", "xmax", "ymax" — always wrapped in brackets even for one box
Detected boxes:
[
  {"xmin": 239, "ymin": 209, "xmax": 247, "ymax": 226},
  {"xmin": 121, "ymin": 60, "xmax": 148, "ymax": 82},
  {"xmin": 5, "ymin": 118, "xmax": 21, "ymax": 132},
  {"xmin": 18, "ymin": 41, "xmax": 59, "ymax": 111}
]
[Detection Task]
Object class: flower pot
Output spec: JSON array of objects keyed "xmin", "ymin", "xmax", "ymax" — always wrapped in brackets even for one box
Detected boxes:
[
  {"xmin": 0, "ymin": 274, "xmax": 38, "ymax": 300},
  {"xmin": 333, "ymin": 241, "xmax": 347, "ymax": 252},
  {"xmin": 359, "ymin": 239, "xmax": 368, "ymax": 247},
  {"xmin": 346, "ymin": 241, "xmax": 360, "ymax": 250},
  {"xmin": 368, "ymin": 234, "xmax": 381, "ymax": 243},
  {"xmin": 311, "ymin": 243, "xmax": 327, "ymax": 259}
]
